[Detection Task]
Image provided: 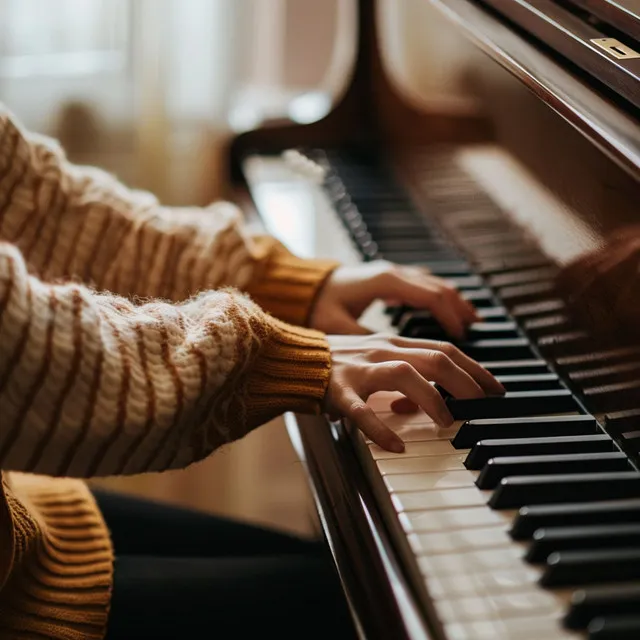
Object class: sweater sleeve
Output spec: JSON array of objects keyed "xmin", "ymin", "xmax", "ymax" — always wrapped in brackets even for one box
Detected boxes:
[
  {"xmin": 0, "ymin": 106, "xmax": 339, "ymax": 327},
  {"xmin": 0, "ymin": 242, "xmax": 331, "ymax": 478}
]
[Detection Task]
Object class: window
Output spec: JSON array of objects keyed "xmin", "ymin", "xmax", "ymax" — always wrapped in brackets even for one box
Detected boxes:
[{"xmin": 0, "ymin": 0, "xmax": 130, "ymax": 78}]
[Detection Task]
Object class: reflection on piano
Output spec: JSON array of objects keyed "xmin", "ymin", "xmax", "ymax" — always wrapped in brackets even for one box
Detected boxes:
[{"xmin": 226, "ymin": 1, "xmax": 640, "ymax": 638}]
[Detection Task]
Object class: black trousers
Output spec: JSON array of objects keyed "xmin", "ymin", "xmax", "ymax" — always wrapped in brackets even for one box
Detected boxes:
[{"xmin": 94, "ymin": 489, "xmax": 357, "ymax": 640}]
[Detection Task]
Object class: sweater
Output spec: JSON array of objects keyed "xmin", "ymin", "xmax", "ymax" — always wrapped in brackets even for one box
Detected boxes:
[{"xmin": 0, "ymin": 105, "xmax": 339, "ymax": 639}]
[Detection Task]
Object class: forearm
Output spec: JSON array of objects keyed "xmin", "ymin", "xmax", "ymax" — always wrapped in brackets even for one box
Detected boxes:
[
  {"xmin": 0, "ymin": 242, "xmax": 331, "ymax": 478},
  {"xmin": 0, "ymin": 108, "xmax": 339, "ymax": 325}
]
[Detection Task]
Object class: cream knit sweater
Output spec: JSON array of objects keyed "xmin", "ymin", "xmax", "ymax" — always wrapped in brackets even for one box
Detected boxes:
[{"xmin": 0, "ymin": 105, "xmax": 338, "ymax": 639}]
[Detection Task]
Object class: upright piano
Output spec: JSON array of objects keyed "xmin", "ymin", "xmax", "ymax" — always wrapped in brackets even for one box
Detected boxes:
[{"xmin": 225, "ymin": 1, "xmax": 640, "ymax": 638}]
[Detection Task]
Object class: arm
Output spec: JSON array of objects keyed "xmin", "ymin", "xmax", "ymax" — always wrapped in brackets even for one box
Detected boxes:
[
  {"xmin": 0, "ymin": 106, "xmax": 338, "ymax": 326},
  {"xmin": 0, "ymin": 242, "xmax": 330, "ymax": 477}
]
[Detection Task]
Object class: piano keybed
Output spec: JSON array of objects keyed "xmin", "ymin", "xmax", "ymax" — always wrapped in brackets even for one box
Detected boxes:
[{"xmin": 302, "ymin": 147, "xmax": 640, "ymax": 640}]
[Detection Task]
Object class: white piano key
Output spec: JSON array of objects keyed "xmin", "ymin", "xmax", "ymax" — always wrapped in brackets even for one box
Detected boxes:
[
  {"xmin": 365, "ymin": 410, "xmax": 463, "ymax": 443},
  {"xmin": 365, "ymin": 392, "xmax": 407, "ymax": 412},
  {"xmin": 384, "ymin": 469, "xmax": 477, "ymax": 492},
  {"xmin": 368, "ymin": 440, "xmax": 463, "ymax": 460},
  {"xmin": 377, "ymin": 454, "xmax": 468, "ymax": 475},
  {"xmin": 418, "ymin": 547, "xmax": 523, "ymax": 577},
  {"xmin": 408, "ymin": 526, "xmax": 512, "ymax": 555},
  {"xmin": 427, "ymin": 568, "xmax": 540, "ymax": 599},
  {"xmin": 445, "ymin": 616, "xmax": 578, "ymax": 640},
  {"xmin": 399, "ymin": 507, "xmax": 512, "ymax": 534},
  {"xmin": 392, "ymin": 487, "xmax": 486, "ymax": 512},
  {"xmin": 436, "ymin": 589, "xmax": 565, "ymax": 623}
]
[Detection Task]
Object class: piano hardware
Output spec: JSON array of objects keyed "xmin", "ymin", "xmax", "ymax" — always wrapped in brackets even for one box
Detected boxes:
[{"xmin": 226, "ymin": 0, "xmax": 640, "ymax": 638}]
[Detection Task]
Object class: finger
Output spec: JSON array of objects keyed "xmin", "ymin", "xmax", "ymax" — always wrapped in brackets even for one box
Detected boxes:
[
  {"xmin": 376, "ymin": 347, "xmax": 484, "ymax": 398},
  {"xmin": 339, "ymin": 391, "xmax": 405, "ymax": 453},
  {"xmin": 456, "ymin": 291, "xmax": 481, "ymax": 324},
  {"xmin": 390, "ymin": 396, "xmax": 420, "ymax": 414},
  {"xmin": 375, "ymin": 273, "xmax": 470, "ymax": 340},
  {"xmin": 390, "ymin": 338, "xmax": 506, "ymax": 395},
  {"xmin": 366, "ymin": 362, "xmax": 454, "ymax": 427},
  {"xmin": 407, "ymin": 283, "xmax": 468, "ymax": 340}
]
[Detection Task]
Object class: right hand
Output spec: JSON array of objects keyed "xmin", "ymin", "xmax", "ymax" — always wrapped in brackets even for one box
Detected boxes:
[{"xmin": 323, "ymin": 333, "xmax": 506, "ymax": 453}]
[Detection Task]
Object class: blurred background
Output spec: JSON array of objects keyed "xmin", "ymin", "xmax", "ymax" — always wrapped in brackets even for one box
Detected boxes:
[{"xmin": 0, "ymin": 0, "xmax": 474, "ymax": 536}]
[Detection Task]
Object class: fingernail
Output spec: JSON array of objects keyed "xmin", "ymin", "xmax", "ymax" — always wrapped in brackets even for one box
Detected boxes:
[{"xmin": 391, "ymin": 440, "xmax": 405, "ymax": 453}]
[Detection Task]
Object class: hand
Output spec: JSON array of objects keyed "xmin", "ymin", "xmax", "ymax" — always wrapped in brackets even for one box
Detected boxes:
[
  {"xmin": 323, "ymin": 333, "xmax": 506, "ymax": 452},
  {"xmin": 311, "ymin": 261, "xmax": 479, "ymax": 339},
  {"xmin": 556, "ymin": 227, "xmax": 640, "ymax": 340}
]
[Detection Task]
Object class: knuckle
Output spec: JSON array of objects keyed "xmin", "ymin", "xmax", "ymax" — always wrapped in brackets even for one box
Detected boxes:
[
  {"xmin": 348, "ymin": 402, "xmax": 369, "ymax": 418},
  {"xmin": 435, "ymin": 341, "xmax": 458, "ymax": 357},
  {"xmin": 429, "ymin": 351, "xmax": 453, "ymax": 371},
  {"xmin": 388, "ymin": 360, "xmax": 414, "ymax": 376}
]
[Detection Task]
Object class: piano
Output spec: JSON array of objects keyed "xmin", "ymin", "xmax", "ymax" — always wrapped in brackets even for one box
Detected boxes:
[{"xmin": 224, "ymin": 1, "xmax": 640, "ymax": 638}]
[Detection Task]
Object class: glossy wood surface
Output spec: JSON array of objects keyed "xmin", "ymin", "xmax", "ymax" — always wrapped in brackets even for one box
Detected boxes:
[
  {"xmin": 569, "ymin": 0, "xmax": 640, "ymax": 40},
  {"xmin": 226, "ymin": 1, "xmax": 640, "ymax": 637}
]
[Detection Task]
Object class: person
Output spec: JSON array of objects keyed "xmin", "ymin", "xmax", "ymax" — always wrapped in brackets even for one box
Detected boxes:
[{"xmin": 0, "ymin": 103, "xmax": 505, "ymax": 639}]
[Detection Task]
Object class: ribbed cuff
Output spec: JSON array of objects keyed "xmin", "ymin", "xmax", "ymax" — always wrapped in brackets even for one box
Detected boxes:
[
  {"xmin": 246, "ymin": 238, "xmax": 340, "ymax": 327},
  {"xmin": 244, "ymin": 317, "xmax": 332, "ymax": 428}
]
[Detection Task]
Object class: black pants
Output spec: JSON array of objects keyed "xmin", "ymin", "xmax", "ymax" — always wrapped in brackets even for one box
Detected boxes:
[{"xmin": 95, "ymin": 489, "xmax": 357, "ymax": 640}]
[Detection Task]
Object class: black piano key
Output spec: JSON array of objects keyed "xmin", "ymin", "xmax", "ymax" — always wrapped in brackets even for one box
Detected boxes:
[
  {"xmin": 542, "ymin": 547, "xmax": 640, "ymax": 587},
  {"xmin": 476, "ymin": 451, "xmax": 630, "ymax": 490},
  {"xmin": 511, "ymin": 499, "xmax": 640, "ymax": 540},
  {"xmin": 452, "ymin": 414, "xmax": 598, "ymax": 449},
  {"xmin": 465, "ymin": 434, "xmax": 614, "ymax": 470},
  {"xmin": 487, "ymin": 266, "xmax": 559, "ymax": 288},
  {"xmin": 538, "ymin": 331, "xmax": 593, "ymax": 358},
  {"xmin": 408, "ymin": 322, "xmax": 520, "ymax": 342},
  {"xmin": 570, "ymin": 362, "xmax": 640, "ymax": 387},
  {"xmin": 481, "ymin": 359, "xmax": 551, "ymax": 376},
  {"xmin": 456, "ymin": 338, "xmax": 535, "ymax": 361},
  {"xmin": 446, "ymin": 389, "xmax": 578, "ymax": 421},
  {"xmin": 475, "ymin": 306, "xmax": 509, "ymax": 321},
  {"xmin": 476, "ymin": 253, "xmax": 551, "ymax": 274},
  {"xmin": 460, "ymin": 288, "xmax": 496, "ymax": 308},
  {"xmin": 444, "ymin": 275, "xmax": 485, "ymax": 289},
  {"xmin": 589, "ymin": 615, "xmax": 640, "ymax": 639},
  {"xmin": 511, "ymin": 299, "xmax": 566, "ymax": 319},
  {"xmin": 495, "ymin": 373, "xmax": 562, "ymax": 391},
  {"xmin": 523, "ymin": 314, "xmax": 573, "ymax": 339},
  {"xmin": 605, "ymin": 409, "xmax": 640, "ymax": 435},
  {"xmin": 489, "ymin": 471, "xmax": 640, "ymax": 510},
  {"xmin": 497, "ymin": 281, "xmax": 556, "ymax": 306},
  {"xmin": 415, "ymin": 260, "xmax": 471, "ymax": 276},
  {"xmin": 583, "ymin": 380, "xmax": 640, "ymax": 413},
  {"xmin": 566, "ymin": 584, "xmax": 640, "ymax": 630},
  {"xmin": 555, "ymin": 347, "xmax": 640, "ymax": 373},
  {"xmin": 398, "ymin": 310, "xmax": 510, "ymax": 337},
  {"xmin": 527, "ymin": 523, "xmax": 640, "ymax": 564},
  {"xmin": 373, "ymin": 237, "xmax": 453, "ymax": 253},
  {"xmin": 382, "ymin": 250, "xmax": 457, "ymax": 265}
]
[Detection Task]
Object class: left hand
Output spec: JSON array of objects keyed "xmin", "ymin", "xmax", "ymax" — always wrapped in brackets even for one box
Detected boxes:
[{"xmin": 310, "ymin": 260, "xmax": 479, "ymax": 339}]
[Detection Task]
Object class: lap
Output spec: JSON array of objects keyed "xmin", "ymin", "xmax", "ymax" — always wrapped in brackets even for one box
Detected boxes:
[
  {"xmin": 94, "ymin": 490, "xmax": 356, "ymax": 640},
  {"xmin": 93, "ymin": 488, "xmax": 322, "ymax": 557}
]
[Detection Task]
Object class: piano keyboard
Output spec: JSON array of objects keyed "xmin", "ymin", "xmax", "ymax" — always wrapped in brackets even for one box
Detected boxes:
[{"xmin": 243, "ymin": 147, "xmax": 640, "ymax": 640}]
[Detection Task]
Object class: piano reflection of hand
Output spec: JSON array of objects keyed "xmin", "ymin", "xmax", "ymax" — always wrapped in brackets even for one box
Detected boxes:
[{"xmin": 556, "ymin": 227, "xmax": 640, "ymax": 343}]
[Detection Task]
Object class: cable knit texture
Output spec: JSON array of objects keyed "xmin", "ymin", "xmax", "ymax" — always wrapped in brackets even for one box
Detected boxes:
[{"xmin": 0, "ymin": 105, "xmax": 338, "ymax": 639}]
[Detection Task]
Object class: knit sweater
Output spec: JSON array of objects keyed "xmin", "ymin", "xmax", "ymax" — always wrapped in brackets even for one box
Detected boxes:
[{"xmin": 0, "ymin": 105, "xmax": 339, "ymax": 639}]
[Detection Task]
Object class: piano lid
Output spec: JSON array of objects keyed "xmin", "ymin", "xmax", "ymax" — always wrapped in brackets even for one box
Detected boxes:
[
  {"xmin": 476, "ymin": 1, "xmax": 640, "ymax": 110},
  {"xmin": 570, "ymin": 0, "xmax": 640, "ymax": 41}
]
